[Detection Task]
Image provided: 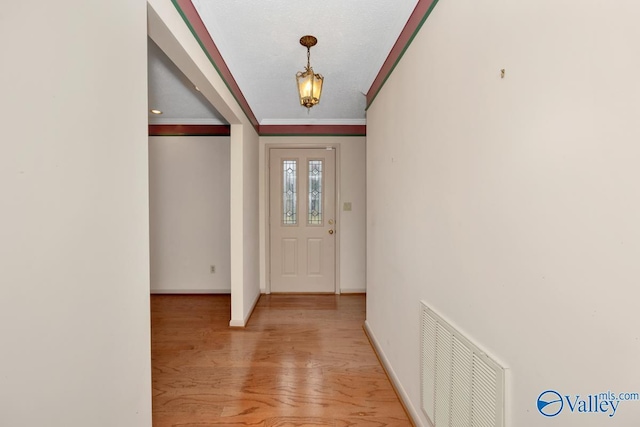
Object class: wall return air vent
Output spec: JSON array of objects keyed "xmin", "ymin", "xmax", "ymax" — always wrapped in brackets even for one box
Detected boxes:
[{"xmin": 421, "ymin": 301, "xmax": 506, "ymax": 427}]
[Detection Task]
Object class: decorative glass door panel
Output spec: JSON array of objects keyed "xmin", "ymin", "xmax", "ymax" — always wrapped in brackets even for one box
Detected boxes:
[
  {"xmin": 308, "ymin": 160, "xmax": 323, "ymax": 225},
  {"xmin": 282, "ymin": 160, "xmax": 297, "ymax": 225}
]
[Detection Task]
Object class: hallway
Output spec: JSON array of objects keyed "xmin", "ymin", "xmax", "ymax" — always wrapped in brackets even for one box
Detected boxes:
[{"xmin": 151, "ymin": 294, "xmax": 411, "ymax": 426}]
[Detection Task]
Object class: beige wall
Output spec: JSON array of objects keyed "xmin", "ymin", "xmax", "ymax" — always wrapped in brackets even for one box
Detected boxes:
[
  {"xmin": 259, "ymin": 136, "xmax": 367, "ymax": 293},
  {"xmin": 0, "ymin": 1, "xmax": 151, "ymax": 425},
  {"xmin": 149, "ymin": 136, "xmax": 231, "ymax": 293},
  {"xmin": 366, "ymin": 1, "xmax": 640, "ymax": 425}
]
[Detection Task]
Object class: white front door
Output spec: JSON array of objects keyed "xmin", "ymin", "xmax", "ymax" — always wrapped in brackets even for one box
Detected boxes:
[{"xmin": 269, "ymin": 148, "xmax": 336, "ymax": 293}]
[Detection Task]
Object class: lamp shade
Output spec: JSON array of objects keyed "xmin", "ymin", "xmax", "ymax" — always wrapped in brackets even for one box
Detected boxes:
[{"xmin": 296, "ymin": 67, "xmax": 323, "ymax": 109}]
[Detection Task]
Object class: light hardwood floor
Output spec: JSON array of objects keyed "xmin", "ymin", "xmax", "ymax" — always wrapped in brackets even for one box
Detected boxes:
[{"xmin": 151, "ymin": 294, "xmax": 412, "ymax": 426}]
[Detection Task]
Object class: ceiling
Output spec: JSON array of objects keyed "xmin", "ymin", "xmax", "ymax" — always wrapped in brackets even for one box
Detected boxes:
[{"xmin": 147, "ymin": 0, "xmax": 419, "ymax": 128}]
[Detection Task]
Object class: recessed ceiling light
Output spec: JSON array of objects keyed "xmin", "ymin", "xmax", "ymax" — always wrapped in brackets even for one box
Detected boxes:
[{"xmin": 150, "ymin": 109, "xmax": 163, "ymax": 115}]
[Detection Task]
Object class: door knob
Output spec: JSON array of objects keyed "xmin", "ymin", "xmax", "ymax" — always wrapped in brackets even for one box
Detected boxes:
[{"xmin": 328, "ymin": 229, "xmax": 334, "ymax": 235}]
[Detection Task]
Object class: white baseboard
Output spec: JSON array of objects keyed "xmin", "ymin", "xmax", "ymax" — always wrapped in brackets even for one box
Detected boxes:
[
  {"xmin": 229, "ymin": 290, "xmax": 261, "ymax": 327},
  {"xmin": 150, "ymin": 289, "xmax": 231, "ymax": 294},
  {"xmin": 363, "ymin": 320, "xmax": 424, "ymax": 427}
]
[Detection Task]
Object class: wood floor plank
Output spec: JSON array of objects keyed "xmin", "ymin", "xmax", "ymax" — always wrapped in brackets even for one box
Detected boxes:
[{"xmin": 151, "ymin": 294, "xmax": 411, "ymax": 426}]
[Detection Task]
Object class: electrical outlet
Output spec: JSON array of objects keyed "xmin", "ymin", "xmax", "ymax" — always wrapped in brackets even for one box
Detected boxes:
[{"xmin": 210, "ymin": 265, "xmax": 216, "ymax": 273}]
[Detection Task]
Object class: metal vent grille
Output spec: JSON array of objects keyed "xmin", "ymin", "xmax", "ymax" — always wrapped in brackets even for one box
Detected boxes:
[{"xmin": 421, "ymin": 302, "xmax": 505, "ymax": 427}]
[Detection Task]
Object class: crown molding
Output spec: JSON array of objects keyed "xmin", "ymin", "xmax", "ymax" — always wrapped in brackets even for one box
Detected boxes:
[
  {"xmin": 148, "ymin": 123, "xmax": 364, "ymax": 137},
  {"xmin": 149, "ymin": 117, "xmax": 228, "ymax": 125},
  {"xmin": 171, "ymin": 0, "xmax": 260, "ymax": 132},
  {"xmin": 366, "ymin": 0, "xmax": 440, "ymax": 108},
  {"xmin": 259, "ymin": 124, "xmax": 366, "ymax": 137},
  {"xmin": 149, "ymin": 124, "xmax": 231, "ymax": 136},
  {"xmin": 260, "ymin": 118, "xmax": 366, "ymax": 126}
]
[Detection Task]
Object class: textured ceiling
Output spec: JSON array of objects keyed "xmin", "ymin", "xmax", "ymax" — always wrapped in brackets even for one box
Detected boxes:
[
  {"xmin": 148, "ymin": 38, "xmax": 227, "ymax": 125},
  {"xmin": 149, "ymin": 0, "xmax": 419, "ymax": 126}
]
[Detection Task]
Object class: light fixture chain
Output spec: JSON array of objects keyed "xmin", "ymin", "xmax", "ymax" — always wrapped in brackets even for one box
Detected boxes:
[{"xmin": 307, "ymin": 47, "xmax": 311, "ymax": 70}]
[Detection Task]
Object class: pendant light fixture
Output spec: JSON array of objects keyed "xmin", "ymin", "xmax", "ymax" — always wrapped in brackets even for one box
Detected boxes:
[{"xmin": 296, "ymin": 35, "xmax": 324, "ymax": 109}]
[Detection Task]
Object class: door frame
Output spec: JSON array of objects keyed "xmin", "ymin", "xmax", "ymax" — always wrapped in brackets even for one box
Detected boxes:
[{"xmin": 264, "ymin": 143, "xmax": 341, "ymax": 294}]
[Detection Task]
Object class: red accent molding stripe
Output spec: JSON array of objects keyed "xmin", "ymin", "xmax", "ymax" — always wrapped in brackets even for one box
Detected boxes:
[
  {"xmin": 259, "ymin": 125, "xmax": 366, "ymax": 137},
  {"xmin": 366, "ymin": 0, "xmax": 439, "ymax": 108},
  {"xmin": 149, "ymin": 124, "xmax": 364, "ymax": 137},
  {"xmin": 149, "ymin": 124, "xmax": 231, "ymax": 136},
  {"xmin": 172, "ymin": 0, "xmax": 259, "ymax": 131}
]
